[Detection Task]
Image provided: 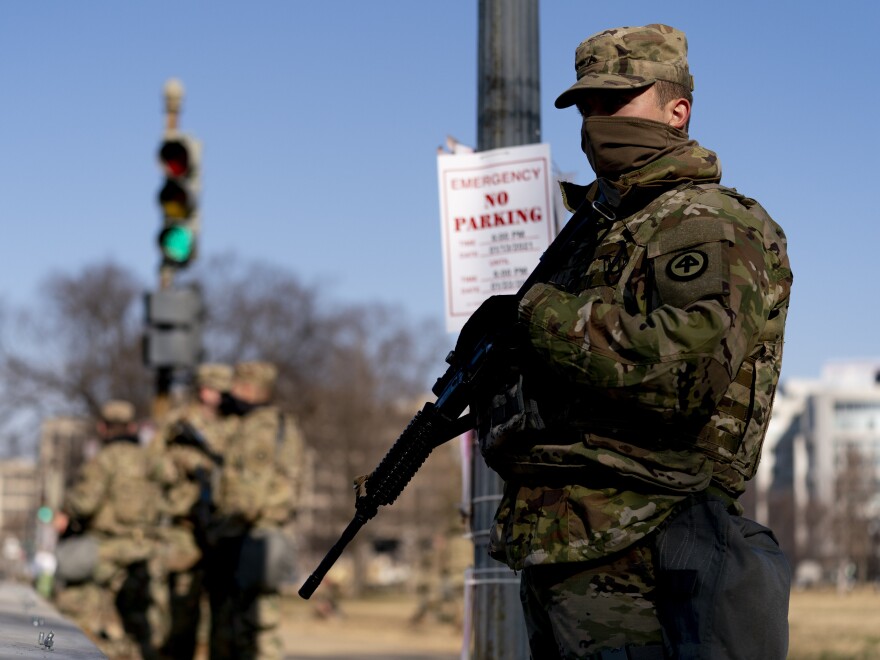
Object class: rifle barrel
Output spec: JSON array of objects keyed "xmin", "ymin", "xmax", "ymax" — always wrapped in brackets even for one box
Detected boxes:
[{"xmin": 298, "ymin": 514, "xmax": 366, "ymax": 599}]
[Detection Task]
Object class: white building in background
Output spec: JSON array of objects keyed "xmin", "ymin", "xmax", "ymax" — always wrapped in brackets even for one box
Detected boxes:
[{"xmin": 752, "ymin": 360, "xmax": 880, "ymax": 581}]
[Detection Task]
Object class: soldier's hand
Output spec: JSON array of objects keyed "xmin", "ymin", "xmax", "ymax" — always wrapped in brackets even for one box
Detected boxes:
[
  {"xmin": 52, "ymin": 512, "xmax": 69, "ymax": 535},
  {"xmin": 454, "ymin": 294, "xmax": 522, "ymax": 358}
]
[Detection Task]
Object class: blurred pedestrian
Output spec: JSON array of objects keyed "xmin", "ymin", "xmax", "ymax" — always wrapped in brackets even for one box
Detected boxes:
[
  {"xmin": 54, "ymin": 400, "xmax": 171, "ymax": 659},
  {"xmin": 154, "ymin": 363, "xmax": 237, "ymax": 659},
  {"xmin": 207, "ymin": 361, "xmax": 305, "ymax": 660}
]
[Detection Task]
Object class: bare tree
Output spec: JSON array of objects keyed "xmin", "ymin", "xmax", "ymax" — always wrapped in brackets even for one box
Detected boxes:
[
  {"xmin": 193, "ymin": 254, "xmax": 448, "ymax": 531},
  {"xmin": 2, "ymin": 255, "xmax": 444, "ymax": 442},
  {"xmin": 192, "ymin": 255, "xmax": 454, "ymax": 591},
  {"xmin": 0, "ymin": 262, "xmax": 150, "ymax": 455},
  {"xmin": 833, "ymin": 444, "xmax": 876, "ymax": 582},
  {"xmin": 2, "ymin": 255, "xmax": 458, "ymax": 593}
]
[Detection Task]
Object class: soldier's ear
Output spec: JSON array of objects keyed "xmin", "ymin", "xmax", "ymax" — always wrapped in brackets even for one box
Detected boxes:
[{"xmin": 667, "ymin": 97, "xmax": 690, "ymax": 130}]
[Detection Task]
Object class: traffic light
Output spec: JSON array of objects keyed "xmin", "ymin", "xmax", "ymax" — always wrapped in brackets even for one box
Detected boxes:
[
  {"xmin": 143, "ymin": 286, "xmax": 204, "ymax": 368},
  {"xmin": 157, "ymin": 134, "xmax": 201, "ymax": 268}
]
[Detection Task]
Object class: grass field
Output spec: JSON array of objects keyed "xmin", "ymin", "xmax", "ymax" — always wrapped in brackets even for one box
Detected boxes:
[
  {"xmin": 277, "ymin": 586, "xmax": 880, "ymax": 658},
  {"xmin": 282, "ymin": 590, "xmax": 464, "ymax": 658},
  {"xmin": 788, "ymin": 586, "xmax": 880, "ymax": 659}
]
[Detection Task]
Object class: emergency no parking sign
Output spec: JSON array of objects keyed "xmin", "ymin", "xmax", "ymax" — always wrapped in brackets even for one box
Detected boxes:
[{"xmin": 437, "ymin": 143, "xmax": 555, "ymax": 333}]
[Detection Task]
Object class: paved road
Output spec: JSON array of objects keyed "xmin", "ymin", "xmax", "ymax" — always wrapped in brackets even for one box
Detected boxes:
[{"xmin": 0, "ymin": 583, "xmax": 464, "ymax": 660}]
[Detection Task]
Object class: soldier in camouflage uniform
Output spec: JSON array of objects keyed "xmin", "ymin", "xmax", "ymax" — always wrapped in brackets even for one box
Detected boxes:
[
  {"xmin": 54, "ymin": 400, "xmax": 171, "ymax": 660},
  {"xmin": 154, "ymin": 363, "xmax": 236, "ymax": 660},
  {"xmin": 208, "ymin": 361, "xmax": 304, "ymax": 660},
  {"xmin": 463, "ymin": 24, "xmax": 793, "ymax": 659}
]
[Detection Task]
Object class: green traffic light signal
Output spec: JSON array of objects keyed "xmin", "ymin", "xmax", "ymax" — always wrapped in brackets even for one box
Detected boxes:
[
  {"xmin": 37, "ymin": 506, "xmax": 53, "ymax": 524},
  {"xmin": 158, "ymin": 225, "xmax": 196, "ymax": 265}
]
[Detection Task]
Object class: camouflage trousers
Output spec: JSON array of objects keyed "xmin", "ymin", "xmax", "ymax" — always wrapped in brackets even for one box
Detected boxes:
[
  {"xmin": 519, "ymin": 544, "xmax": 663, "ymax": 659},
  {"xmin": 209, "ymin": 590, "xmax": 283, "ymax": 660},
  {"xmin": 207, "ymin": 538, "xmax": 283, "ymax": 660},
  {"xmin": 161, "ymin": 567, "xmax": 205, "ymax": 660},
  {"xmin": 55, "ymin": 581, "xmax": 137, "ymax": 659},
  {"xmin": 159, "ymin": 525, "xmax": 205, "ymax": 659},
  {"xmin": 55, "ymin": 557, "xmax": 169, "ymax": 660},
  {"xmin": 519, "ymin": 495, "xmax": 791, "ymax": 660}
]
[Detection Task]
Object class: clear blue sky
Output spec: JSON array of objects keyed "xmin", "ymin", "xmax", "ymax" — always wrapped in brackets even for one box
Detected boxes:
[{"xmin": 1, "ymin": 1, "xmax": 877, "ymax": 382}]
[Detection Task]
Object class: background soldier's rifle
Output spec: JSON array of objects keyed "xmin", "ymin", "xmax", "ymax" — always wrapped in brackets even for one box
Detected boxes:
[
  {"xmin": 298, "ymin": 189, "xmax": 611, "ymax": 600},
  {"xmin": 168, "ymin": 420, "xmax": 224, "ymax": 545},
  {"xmin": 168, "ymin": 420, "xmax": 225, "ymax": 466}
]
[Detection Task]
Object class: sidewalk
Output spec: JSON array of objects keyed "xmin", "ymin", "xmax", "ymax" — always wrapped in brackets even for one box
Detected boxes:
[
  {"xmin": 0, "ymin": 581, "xmax": 105, "ymax": 659},
  {"xmin": 0, "ymin": 582, "xmax": 462, "ymax": 660}
]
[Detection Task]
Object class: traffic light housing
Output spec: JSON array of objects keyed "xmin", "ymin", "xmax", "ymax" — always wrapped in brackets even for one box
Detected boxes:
[
  {"xmin": 143, "ymin": 286, "xmax": 204, "ymax": 368},
  {"xmin": 157, "ymin": 134, "xmax": 201, "ymax": 268}
]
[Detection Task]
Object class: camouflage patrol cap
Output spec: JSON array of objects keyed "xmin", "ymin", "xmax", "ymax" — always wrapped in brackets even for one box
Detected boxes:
[
  {"xmin": 196, "ymin": 362, "xmax": 233, "ymax": 392},
  {"xmin": 233, "ymin": 361, "xmax": 278, "ymax": 391},
  {"xmin": 555, "ymin": 24, "xmax": 694, "ymax": 109},
  {"xmin": 100, "ymin": 399, "xmax": 135, "ymax": 425}
]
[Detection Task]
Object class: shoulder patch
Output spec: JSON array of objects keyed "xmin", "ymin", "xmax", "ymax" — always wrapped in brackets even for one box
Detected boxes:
[
  {"xmin": 653, "ymin": 241, "xmax": 727, "ymax": 309},
  {"xmin": 666, "ymin": 250, "xmax": 708, "ymax": 281}
]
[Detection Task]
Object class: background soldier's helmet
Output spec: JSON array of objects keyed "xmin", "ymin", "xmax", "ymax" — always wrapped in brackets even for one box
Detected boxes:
[
  {"xmin": 233, "ymin": 361, "xmax": 278, "ymax": 393},
  {"xmin": 99, "ymin": 399, "xmax": 135, "ymax": 425},
  {"xmin": 197, "ymin": 362, "xmax": 233, "ymax": 392},
  {"xmin": 555, "ymin": 23, "xmax": 693, "ymax": 108}
]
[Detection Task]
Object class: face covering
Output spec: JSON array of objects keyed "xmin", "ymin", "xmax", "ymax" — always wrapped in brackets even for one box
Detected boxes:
[
  {"xmin": 219, "ymin": 391, "xmax": 259, "ymax": 417},
  {"xmin": 581, "ymin": 116, "xmax": 691, "ymax": 181}
]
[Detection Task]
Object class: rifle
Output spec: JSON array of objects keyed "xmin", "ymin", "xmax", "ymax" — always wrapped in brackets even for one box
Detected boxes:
[
  {"xmin": 167, "ymin": 420, "xmax": 224, "ymax": 545},
  {"xmin": 168, "ymin": 420, "xmax": 225, "ymax": 466},
  {"xmin": 298, "ymin": 190, "xmax": 610, "ymax": 600}
]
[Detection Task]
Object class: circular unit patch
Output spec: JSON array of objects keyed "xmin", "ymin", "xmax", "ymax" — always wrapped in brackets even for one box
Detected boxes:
[{"xmin": 666, "ymin": 250, "xmax": 708, "ymax": 281}]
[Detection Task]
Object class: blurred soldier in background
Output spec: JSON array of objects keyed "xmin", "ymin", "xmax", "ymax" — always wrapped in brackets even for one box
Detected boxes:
[
  {"xmin": 207, "ymin": 361, "xmax": 305, "ymax": 660},
  {"xmin": 154, "ymin": 363, "xmax": 236, "ymax": 660},
  {"xmin": 53, "ymin": 400, "xmax": 171, "ymax": 660},
  {"xmin": 408, "ymin": 526, "xmax": 471, "ymax": 630},
  {"xmin": 407, "ymin": 506, "xmax": 472, "ymax": 630}
]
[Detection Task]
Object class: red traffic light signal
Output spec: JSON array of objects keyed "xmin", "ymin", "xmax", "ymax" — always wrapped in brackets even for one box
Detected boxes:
[{"xmin": 159, "ymin": 140, "xmax": 190, "ymax": 178}]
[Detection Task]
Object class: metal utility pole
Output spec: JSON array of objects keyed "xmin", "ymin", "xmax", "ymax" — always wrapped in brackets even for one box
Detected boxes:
[
  {"xmin": 147, "ymin": 79, "xmax": 204, "ymax": 421},
  {"xmin": 472, "ymin": 2, "xmax": 539, "ymax": 658},
  {"xmin": 477, "ymin": 0, "xmax": 541, "ymax": 151}
]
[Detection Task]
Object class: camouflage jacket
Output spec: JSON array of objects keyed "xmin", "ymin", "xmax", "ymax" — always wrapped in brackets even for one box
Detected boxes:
[
  {"xmin": 153, "ymin": 403, "xmax": 238, "ymax": 519},
  {"xmin": 481, "ymin": 142, "xmax": 792, "ymax": 569},
  {"xmin": 63, "ymin": 436, "xmax": 168, "ymax": 540},
  {"xmin": 216, "ymin": 404, "xmax": 305, "ymax": 534}
]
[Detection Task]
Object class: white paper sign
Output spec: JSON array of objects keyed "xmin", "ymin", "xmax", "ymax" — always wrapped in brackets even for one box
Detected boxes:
[{"xmin": 437, "ymin": 143, "xmax": 555, "ymax": 333}]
